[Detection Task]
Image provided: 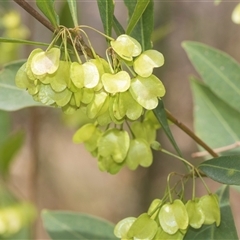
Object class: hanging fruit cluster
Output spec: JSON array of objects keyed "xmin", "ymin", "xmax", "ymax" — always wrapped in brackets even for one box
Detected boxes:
[
  {"xmin": 114, "ymin": 192, "xmax": 221, "ymax": 239},
  {"xmin": 15, "ymin": 26, "xmax": 166, "ymax": 174}
]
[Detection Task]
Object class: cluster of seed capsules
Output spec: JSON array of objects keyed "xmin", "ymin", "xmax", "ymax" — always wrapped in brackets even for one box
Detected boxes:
[
  {"xmin": 15, "ymin": 32, "xmax": 165, "ymax": 173},
  {"xmin": 114, "ymin": 194, "xmax": 221, "ymax": 240}
]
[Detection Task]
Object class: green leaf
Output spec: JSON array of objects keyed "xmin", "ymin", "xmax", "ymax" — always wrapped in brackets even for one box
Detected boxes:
[
  {"xmin": 42, "ymin": 210, "xmax": 118, "ymax": 240},
  {"xmin": 59, "ymin": 2, "xmax": 74, "ymax": 27},
  {"xmin": 124, "ymin": 0, "xmax": 154, "ymax": 50},
  {"xmin": 113, "ymin": 15, "xmax": 125, "ymax": 36},
  {"xmin": 67, "ymin": 0, "xmax": 78, "ymax": 27},
  {"xmin": 97, "ymin": 0, "xmax": 115, "ymax": 38},
  {"xmin": 0, "ymin": 131, "xmax": 25, "ymax": 178},
  {"xmin": 36, "ymin": 0, "xmax": 59, "ymax": 28},
  {"xmin": 182, "ymin": 41, "xmax": 240, "ymax": 113},
  {"xmin": 191, "ymin": 78, "xmax": 240, "ymax": 152},
  {"xmin": 198, "ymin": 155, "xmax": 240, "ymax": 185},
  {"xmin": 184, "ymin": 185, "xmax": 238, "ymax": 240},
  {"xmin": 153, "ymin": 100, "xmax": 182, "ymax": 157},
  {"xmin": 0, "ymin": 37, "xmax": 49, "ymax": 47},
  {"xmin": 0, "ymin": 61, "xmax": 44, "ymax": 111},
  {"xmin": 126, "ymin": 0, "xmax": 150, "ymax": 35}
]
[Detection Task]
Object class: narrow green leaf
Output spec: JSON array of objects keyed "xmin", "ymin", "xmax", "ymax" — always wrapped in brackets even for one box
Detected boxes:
[
  {"xmin": 0, "ymin": 61, "xmax": 43, "ymax": 111},
  {"xmin": 191, "ymin": 78, "xmax": 240, "ymax": 152},
  {"xmin": 198, "ymin": 155, "xmax": 240, "ymax": 185},
  {"xmin": 59, "ymin": 2, "xmax": 74, "ymax": 27},
  {"xmin": 185, "ymin": 185, "xmax": 238, "ymax": 240},
  {"xmin": 36, "ymin": 0, "xmax": 59, "ymax": 28},
  {"xmin": 67, "ymin": 0, "xmax": 79, "ymax": 27},
  {"xmin": 0, "ymin": 37, "xmax": 49, "ymax": 47},
  {"xmin": 42, "ymin": 211, "xmax": 118, "ymax": 240},
  {"xmin": 113, "ymin": 15, "xmax": 125, "ymax": 36},
  {"xmin": 0, "ymin": 131, "xmax": 25, "ymax": 178},
  {"xmin": 97, "ymin": 0, "xmax": 115, "ymax": 38},
  {"xmin": 126, "ymin": 0, "xmax": 150, "ymax": 35},
  {"xmin": 153, "ymin": 100, "xmax": 182, "ymax": 157},
  {"xmin": 182, "ymin": 41, "xmax": 240, "ymax": 113},
  {"xmin": 124, "ymin": 0, "xmax": 154, "ymax": 50}
]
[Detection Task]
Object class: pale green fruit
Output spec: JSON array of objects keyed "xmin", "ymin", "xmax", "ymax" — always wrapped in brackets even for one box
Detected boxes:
[
  {"xmin": 186, "ymin": 199, "xmax": 205, "ymax": 229},
  {"xmin": 52, "ymin": 88, "xmax": 72, "ymax": 107},
  {"xmin": 127, "ymin": 213, "xmax": 158, "ymax": 240},
  {"xmin": 130, "ymin": 75, "xmax": 166, "ymax": 110},
  {"xmin": 26, "ymin": 48, "xmax": 43, "ymax": 80},
  {"xmin": 112, "ymin": 94, "xmax": 125, "ymax": 120},
  {"xmin": 153, "ymin": 227, "xmax": 185, "ymax": 240},
  {"xmin": 159, "ymin": 199, "xmax": 189, "ymax": 235},
  {"xmin": 144, "ymin": 111, "xmax": 161, "ymax": 130},
  {"xmin": 133, "ymin": 50, "xmax": 164, "ymax": 77},
  {"xmin": 96, "ymin": 97, "xmax": 112, "ymax": 126},
  {"xmin": 110, "ymin": 34, "xmax": 142, "ymax": 61},
  {"xmin": 82, "ymin": 62, "xmax": 100, "ymax": 88},
  {"xmin": 38, "ymin": 84, "xmax": 55, "ymax": 105},
  {"xmin": 125, "ymin": 139, "xmax": 153, "ymax": 170},
  {"xmin": 102, "ymin": 71, "xmax": 131, "ymax": 94},
  {"xmin": 47, "ymin": 61, "xmax": 69, "ymax": 92},
  {"xmin": 27, "ymin": 81, "xmax": 40, "ymax": 95},
  {"xmin": 232, "ymin": 3, "xmax": 240, "ymax": 24},
  {"xmin": 131, "ymin": 121, "xmax": 156, "ymax": 144},
  {"xmin": 109, "ymin": 96, "xmax": 125, "ymax": 124},
  {"xmin": 199, "ymin": 194, "xmax": 221, "ymax": 226},
  {"xmin": 15, "ymin": 63, "xmax": 31, "ymax": 89},
  {"xmin": 73, "ymin": 123, "xmax": 96, "ymax": 143},
  {"xmin": 81, "ymin": 88, "xmax": 94, "ymax": 104},
  {"xmin": 31, "ymin": 48, "xmax": 60, "ymax": 75},
  {"xmin": 98, "ymin": 155, "xmax": 125, "ymax": 174},
  {"xmin": 118, "ymin": 91, "xmax": 143, "ymax": 120},
  {"xmin": 70, "ymin": 62, "xmax": 84, "ymax": 89},
  {"xmin": 114, "ymin": 217, "xmax": 136, "ymax": 238},
  {"xmin": 84, "ymin": 127, "xmax": 102, "ymax": 153},
  {"xmin": 62, "ymin": 104, "xmax": 78, "ymax": 114},
  {"xmin": 73, "ymin": 90, "xmax": 83, "ymax": 108},
  {"xmin": 87, "ymin": 91, "xmax": 108, "ymax": 119},
  {"xmin": 147, "ymin": 199, "xmax": 162, "ymax": 220},
  {"xmin": 98, "ymin": 128, "xmax": 130, "ymax": 163}
]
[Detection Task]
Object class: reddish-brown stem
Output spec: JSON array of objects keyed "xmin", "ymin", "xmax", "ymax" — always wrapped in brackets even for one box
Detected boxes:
[
  {"xmin": 166, "ymin": 109, "xmax": 219, "ymax": 158},
  {"xmin": 13, "ymin": 0, "xmax": 55, "ymax": 32}
]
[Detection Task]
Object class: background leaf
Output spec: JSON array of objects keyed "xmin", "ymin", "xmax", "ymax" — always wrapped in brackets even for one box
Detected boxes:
[
  {"xmin": 42, "ymin": 211, "xmax": 118, "ymax": 240},
  {"xmin": 0, "ymin": 131, "xmax": 25, "ymax": 178},
  {"xmin": 36, "ymin": 0, "xmax": 59, "ymax": 28},
  {"xmin": 0, "ymin": 111, "xmax": 11, "ymax": 145},
  {"xmin": 184, "ymin": 185, "xmax": 238, "ymax": 239},
  {"xmin": 182, "ymin": 41, "xmax": 240, "ymax": 113},
  {"xmin": 124, "ymin": 0, "xmax": 154, "ymax": 50},
  {"xmin": 198, "ymin": 155, "xmax": 240, "ymax": 185},
  {"xmin": 97, "ymin": 0, "xmax": 115, "ymax": 38},
  {"xmin": 191, "ymin": 78, "xmax": 240, "ymax": 153},
  {"xmin": 153, "ymin": 100, "xmax": 182, "ymax": 157},
  {"xmin": 0, "ymin": 61, "xmax": 44, "ymax": 111},
  {"xmin": 67, "ymin": 0, "xmax": 78, "ymax": 27}
]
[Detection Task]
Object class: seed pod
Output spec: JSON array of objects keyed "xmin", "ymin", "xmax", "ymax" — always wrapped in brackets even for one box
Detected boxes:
[{"xmin": 159, "ymin": 199, "xmax": 189, "ymax": 235}]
